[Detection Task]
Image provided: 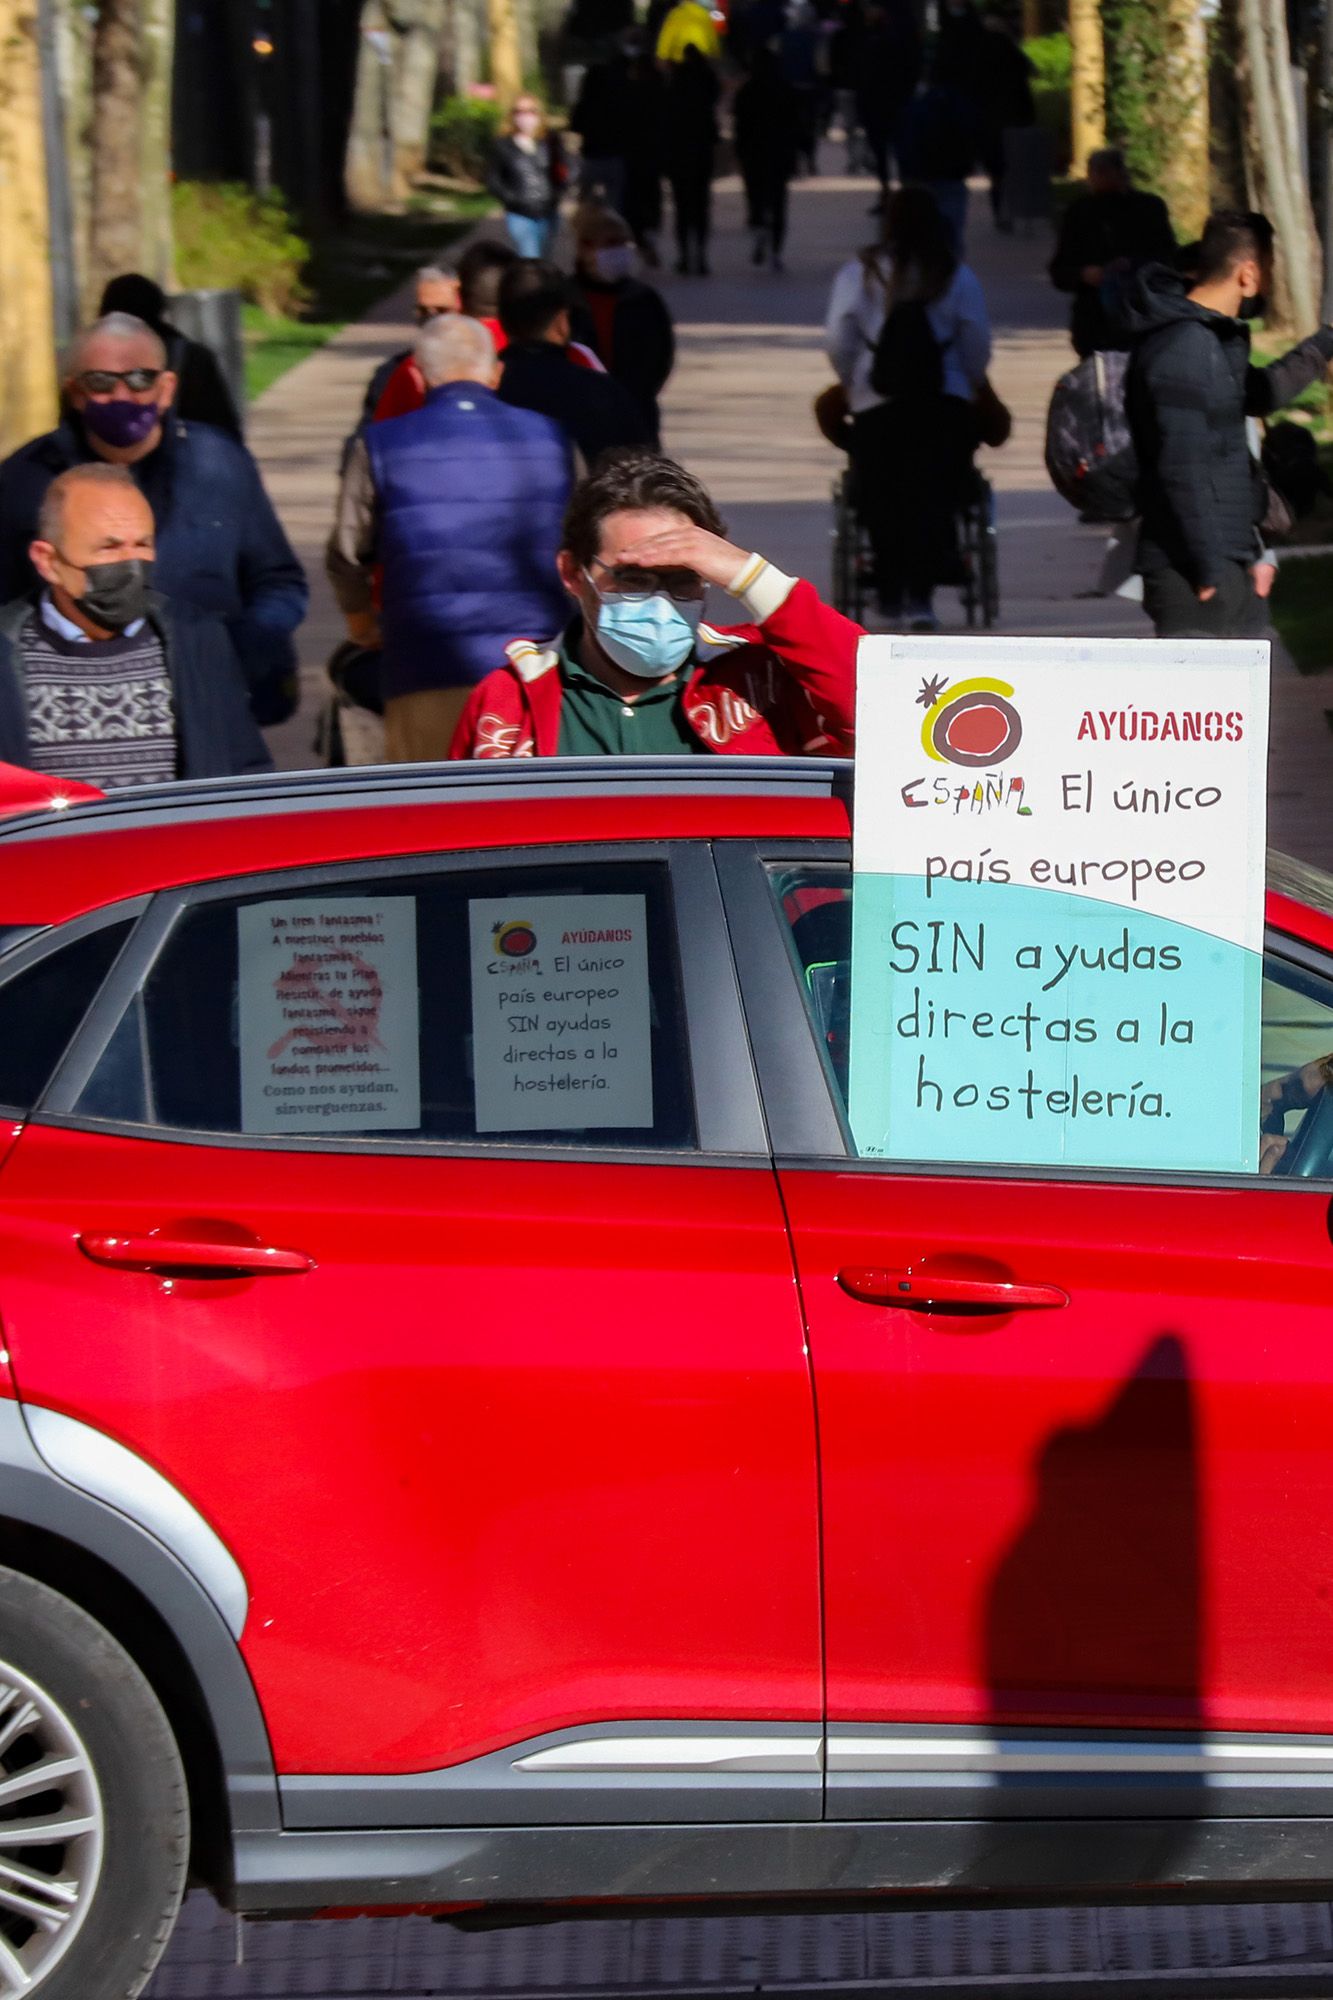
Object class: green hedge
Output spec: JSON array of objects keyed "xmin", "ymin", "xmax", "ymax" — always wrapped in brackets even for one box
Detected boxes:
[
  {"xmin": 430, "ymin": 96, "xmax": 505, "ymax": 184},
  {"xmin": 172, "ymin": 182, "xmax": 310, "ymax": 317},
  {"xmin": 1025, "ymin": 32, "xmax": 1071, "ymax": 174}
]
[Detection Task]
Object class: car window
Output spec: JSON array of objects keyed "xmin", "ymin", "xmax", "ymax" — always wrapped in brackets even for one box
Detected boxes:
[
  {"xmin": 72, "ymin": 860, "xmax": 695, "ymax": 1151},
  {"xmin": 0, "ymin": 920, "xmax": 134, "ymax": 1114},
  {"xmin": 767, "ymin": 861, "xmax": 1333, "ymax": 1180}
]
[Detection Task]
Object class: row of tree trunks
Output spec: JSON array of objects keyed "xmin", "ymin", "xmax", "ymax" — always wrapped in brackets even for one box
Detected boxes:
[
  {"xmin": 346, "ymin": 0, "xmax": 451, "ymax": 211},
  {"xmin": 1069, "ymin": 0, "xmax": 1105, "ymax": 179},
  {"xmin": 87, "ymin": 0, "xmax": 143, "ymax": 304},
  {"xmin": 1238, "ymin": 0, "xmax": 1322, "ymax": 333},
  {"xmin": 0, "ymin": 0, "xmax": 58, "ymax": 450}
]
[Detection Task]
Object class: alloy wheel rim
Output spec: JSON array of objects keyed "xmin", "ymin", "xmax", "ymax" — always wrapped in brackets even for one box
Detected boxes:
[{"xmin": 0, "ymin": 1660, "xmax": 103, "ymax": 1992}]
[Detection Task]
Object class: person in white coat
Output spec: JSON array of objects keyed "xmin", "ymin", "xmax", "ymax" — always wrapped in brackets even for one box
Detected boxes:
[{"xmin": 824, "ymin": 185, "xmax": 991, "ymax": 629}]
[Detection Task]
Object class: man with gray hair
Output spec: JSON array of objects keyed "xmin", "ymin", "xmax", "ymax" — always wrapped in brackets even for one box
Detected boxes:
[
  {"xmin": 1050, "ymin": 148, "xmax": 1176, "ymax": 357},
  {"xmin": 0, "ymin": 463, "xmax": 270, "ymax": 786},
  {"xmin": 327, "ymin": 311, "xmax": 572, "ymax": 762},
  {"xmin": 0, "ymin": 310, "xmax": 307, "ymax": 727},
  {"xmin": 363, "ymin": 264, "xmax": 462, "ymax": 426}
]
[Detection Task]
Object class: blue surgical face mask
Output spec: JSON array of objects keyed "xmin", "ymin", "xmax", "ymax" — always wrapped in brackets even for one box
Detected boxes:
[{"xmin": 586, "ymin": 577, "xmax": 704, "ymax": 680}]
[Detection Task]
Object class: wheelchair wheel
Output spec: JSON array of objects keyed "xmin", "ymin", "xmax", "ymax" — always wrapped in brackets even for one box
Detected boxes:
[
  {"xmin": 831, "ymin": 471, "xmax": 872, "ymax": 622},
  {"xmin": 977, "ymin": 478, "xmax": 1000, "ymax": 628},
  {"xmin": 957, "ymin": 474, "xmax": 999, "ymax": 630}
]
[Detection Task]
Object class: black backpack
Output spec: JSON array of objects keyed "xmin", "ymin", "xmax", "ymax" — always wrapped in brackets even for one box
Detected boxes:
[
  {"xmin": 871, "ymin": 299, "xmax": 944, "ymax": 403},
  {"xmin": 1044, "ymin": 348, "xmax": 1138, "ymax": 522}
]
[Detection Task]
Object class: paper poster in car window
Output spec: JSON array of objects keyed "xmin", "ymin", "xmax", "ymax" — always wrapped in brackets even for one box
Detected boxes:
[
  {"xmin": 849, "ymin": 636, "xmax": 1269, "ymax": 1172},
  {"xmin": 469, "ymin": 895, "xmax": 653, "ymax": 1132},
  {"xmin": 238, "ymin": 898, "xmax": 421, "ymax": 1133}
]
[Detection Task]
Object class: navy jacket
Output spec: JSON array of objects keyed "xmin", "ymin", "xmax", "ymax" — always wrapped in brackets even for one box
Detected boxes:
[
  {"xmin": 0, "ymin": 414, "xmax": 308, "ymax": 702},
  {"xmin": 0, "ymin": 592, "xmax": 273, "ymax": 781},
  {"xmin": 365, "ymin": 381, "xmax": 572, "ymax": 700},
  {"xmin": 499, "ymin": 341, "xmax": 653, "ymax": 467}
]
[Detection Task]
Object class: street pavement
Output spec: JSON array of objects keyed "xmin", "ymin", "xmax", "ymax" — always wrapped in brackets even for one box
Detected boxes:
[
  {"xmin": 253, "ymin": 153, "xmax": 1333, "ymax": 870},
  {"xmin": 150, "ymin": 159, "xmax": 1333, "ymax": 1999}
]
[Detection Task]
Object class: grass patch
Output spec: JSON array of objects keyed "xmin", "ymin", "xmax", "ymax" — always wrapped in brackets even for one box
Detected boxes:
[
  {"xmin": 1272, "ymin": 552, "xmax": 1333, "ymax": 672},
  {"xmin": 239, "ymin": 194, "xmax": 494, "ymax": 400}
]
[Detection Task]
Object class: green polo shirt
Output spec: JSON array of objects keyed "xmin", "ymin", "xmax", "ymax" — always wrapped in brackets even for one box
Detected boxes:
[{"xmin": 555, "ymin": 633, "xmax": 708, "ymax": 757}]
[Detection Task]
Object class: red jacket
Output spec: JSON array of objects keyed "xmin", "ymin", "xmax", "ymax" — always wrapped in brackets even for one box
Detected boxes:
[{"xmin": 448, "ymin": 576, "xmax": 859, "ymax": 759}]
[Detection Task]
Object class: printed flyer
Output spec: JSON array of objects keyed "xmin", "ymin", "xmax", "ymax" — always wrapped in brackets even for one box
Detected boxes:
[
  {"xmin": 849, "ymin": 635, "xmax": 1270, "ymax": 1171},
  {"xmin": 238, "ymin": 898, "xmax": 421, "ymax": 1133},
  {"xmin": 469, "ymin": 893, "xmax": 653, "ymax": 1132}
]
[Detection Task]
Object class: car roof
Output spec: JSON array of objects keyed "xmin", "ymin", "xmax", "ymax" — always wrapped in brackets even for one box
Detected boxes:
[{"xmin": 2, "ymin": 756, "xmax": 1331, "ymax": 957}]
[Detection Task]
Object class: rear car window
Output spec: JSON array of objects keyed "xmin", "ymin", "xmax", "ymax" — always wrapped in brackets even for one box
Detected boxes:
[
  {"xmin": 768, "ymin": 862, "xmax": 1333, "ymax": 1180},
  {"xmin": 0, "ymin": 921, "xmax": 134, "ymax": 1113},
  {"xmin": 74, "ymin": 861, "xmax": 696, "ymax": 1151}
]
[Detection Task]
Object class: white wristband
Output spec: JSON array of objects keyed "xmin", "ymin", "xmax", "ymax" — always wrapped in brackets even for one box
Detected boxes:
[{"xmin": 725, "ymin": 553, "xmax": 799, "ymax": 624}]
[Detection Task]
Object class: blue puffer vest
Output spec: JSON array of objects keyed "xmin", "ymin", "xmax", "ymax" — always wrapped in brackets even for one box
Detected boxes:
[{"xmin": 365, "ymin": 381, "xmax": 572, "ymax": 700}]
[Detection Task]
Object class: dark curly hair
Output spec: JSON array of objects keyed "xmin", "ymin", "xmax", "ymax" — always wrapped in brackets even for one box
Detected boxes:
[{"xmin": 561, "ymin": 449, "xmax": 727, "ymax": 565}]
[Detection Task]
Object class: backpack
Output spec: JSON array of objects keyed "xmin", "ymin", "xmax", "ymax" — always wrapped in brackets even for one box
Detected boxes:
[
  {"xmin": 871, "ymin": 299, "xmax": 944, "ymax": 402},
  {"xmin": 1044, "ymin": 348, "xmax": 1137, "ymax": 521}
]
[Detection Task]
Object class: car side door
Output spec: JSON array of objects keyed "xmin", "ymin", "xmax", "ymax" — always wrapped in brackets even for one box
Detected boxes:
[
  {"xmin": 719, "ymin": 838, "xmax": 1333, "ymax": 1827},
  {"xmin": 0, "ymin": 841, "xmax": 823, "ymax": 1829}
]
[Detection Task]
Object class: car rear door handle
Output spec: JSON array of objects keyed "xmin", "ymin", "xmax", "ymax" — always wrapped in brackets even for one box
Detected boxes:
[
  {"xmin": 78, "ymin": 1234, "xmax": 313, "ymax": 1277},
  {"xmin": 837, "ymin": 1267, "xmax": 1068, "ymax": 1313}
]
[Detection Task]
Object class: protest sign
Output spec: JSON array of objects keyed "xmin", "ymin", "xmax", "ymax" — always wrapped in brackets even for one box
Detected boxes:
[
  {"xmin": 238, "ymin": 898, "xmax": 421, "ymax": 1133},
  {"xmin": 469, "ymin": 894, "xmax": 653, "ymax": 1133},
  {"xmin": 850, "ymin": 635, "xmax": 1270, "ymax": 1172}
]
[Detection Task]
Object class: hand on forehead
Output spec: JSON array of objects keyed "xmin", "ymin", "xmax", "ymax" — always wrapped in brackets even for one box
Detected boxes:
[{"xmin": 597, "ymin": 506, "xmax": 695, "ymax": 564}]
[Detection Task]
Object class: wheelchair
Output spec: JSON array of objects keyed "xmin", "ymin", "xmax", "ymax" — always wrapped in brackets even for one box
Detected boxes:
[{"xmin": 830, "ymin": 465, "xmax": 1000, "ymax": 629}]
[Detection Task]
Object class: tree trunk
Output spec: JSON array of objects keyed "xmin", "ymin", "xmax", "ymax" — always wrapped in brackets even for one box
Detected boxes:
[
  {"xmin": 1238, "ymin": 0, "xmax": 1321, "ymax": 333},
  {"xmin": 0, "ymin": 0, "xmax": 59, "ymax": 448},
  {"xmin": 345, "ymin": 1, "xmax": 393, "ymax": 209},
  {"xmin": 386, "ymin": 0, "xmax": 446, "ymax": 198},
  {"xmin": 48, "ymin": 0, "xmax": 93, "ymax": 316},
  {"xmin": 1159, "ymin": 0, "xmax": 1209, "ymax": 240},
  {"xmin": 1069, "ymin": 0, "xmax": 1105, "ymax": 179},
  {"xmin": 87, "ymin": 0, "xmax": 143, "ymax": 303},
  {"xmin": 139, "ymin": 0, "xmax": 174, "ymax": 289},
  {"xmin": 488, "ymin": 0, "xmax": 523, "ymax": 108}
]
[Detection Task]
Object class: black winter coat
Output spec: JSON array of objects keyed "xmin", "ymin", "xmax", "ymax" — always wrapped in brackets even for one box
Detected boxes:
[
  {"xmin": 570, "ymin": 278, "xmax": 675, "ymax": 441},
  {"xmin": 0, "ymin": 592, "xmax": 272, "ymax": 781},
  {"xmin": 498, "ymin": 342, "xmax": 653, "ymax": 466},
  {"xmin": 1124, "ymin": 265, "xmax": 1333, "ymax": 589},
  {"xmin": 485, "ymin": 135, "xmax": 563, "ymax": 219},
  {"xmin": 1050, "ymin": 190, "xmax": 1177, "ymax": 356}
]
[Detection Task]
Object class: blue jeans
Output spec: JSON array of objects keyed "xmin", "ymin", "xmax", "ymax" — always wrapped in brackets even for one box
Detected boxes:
[{"xmin": 505, "ymin": 212, "xmax": 555, "ymax": 258}]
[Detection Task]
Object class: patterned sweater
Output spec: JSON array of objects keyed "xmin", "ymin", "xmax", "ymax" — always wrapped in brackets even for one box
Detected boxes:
[{"xmin": 18, "ymin": 610, "xmax": 177, "ymax": 789}]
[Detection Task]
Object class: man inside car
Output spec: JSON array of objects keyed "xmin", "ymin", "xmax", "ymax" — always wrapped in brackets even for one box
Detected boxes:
[{"xmin": 448, "ymin": 448, "xmax": 860, "ymax": 759}]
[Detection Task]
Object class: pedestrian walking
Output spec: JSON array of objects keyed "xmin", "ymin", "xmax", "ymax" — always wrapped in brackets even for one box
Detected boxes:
[
  {"xmin": 1125, "ymin": 210, "xmax": 1333, "ymax": 639},
  {"xmin": 853, "ymin": 0, "xmax": 922, "ymax": 206},
  {"xmin": 779, "ymin": 3, "xmax": 822, "ymax": 176},
  {"xmin": 458, "ymin": 240, "xmax": 520, "ymax": 353},
  {"xmin": 364, "ymin": 264, "xmax": 462, "ymax": 428},
  {"xmin": 897, "ymin": 70, "xmax": 980, "ymax": 251},
  {"xmin": 734, "ymin": 49, "xmax": 801, "ymax": 271},
  {"xmin": 665, "ymin": 45, "xmax": 720, "ymax": 275},
  {"xmin": 0, "ymin": 464, "xmax": 270, "ymax": 786},
  {"xmin": 499, "ymin": 261, "xmax": 655, "ymax": 463},
  {"xmin": 486, "ymin": 96, "xmax": 567, "ymax": 259},
  {"xmin": 571, "ymin": 209, "xmax": 676, "ymax": 440},
  {"xmin": 622, "ymin": 45, "xmax": 669, "ymax": 267},
  {"xmin": 976, "ymin": 11, "xmax": 1036, "ymax": 230},
  {"xmin": 327, "ymin": 314, "xmax": 572, "ymax": 764},
  {"xmin": 448, "ymin": 447, "xmax": 858, "ymax": 759},
  {"xmin": 99, "ymin": 274, "xmax": 243, "ymax": 439},
  {"xmin": 825, "ymin": 185, "xmax": 992, "ymax": 628},
  {"xmin": 570, "ymin": 48, "xmax": 633, "ymax": 212},
  {"xmin": 0, "ymin": 312, "xmax": 307, "ymax": 726},
  {"xmin": 1050, "ymin": 148, "xmax": 1177, "ymax": 357}
]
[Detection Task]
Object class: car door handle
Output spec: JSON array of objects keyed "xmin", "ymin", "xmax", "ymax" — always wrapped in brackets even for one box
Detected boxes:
[
  {"xmin": 78, "ymin": 1234, "xmax": 314, "ymax": 1277},
  {"xmin": 837, "ymin": 1267, "xmax": 1068, "ymax": 1312}
]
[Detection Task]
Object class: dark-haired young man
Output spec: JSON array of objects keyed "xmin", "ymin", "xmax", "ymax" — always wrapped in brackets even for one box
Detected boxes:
[
  {"xmin": 497, "ymin": 261, "xmax": 653, "ymax": 466},
  {"xmin": 448, "ymin": 448, "xmax": 858, "ymax": 758},
  {"xmin": 1125, "ymin": 209, "xmax": 1333, "ymax": 638}
]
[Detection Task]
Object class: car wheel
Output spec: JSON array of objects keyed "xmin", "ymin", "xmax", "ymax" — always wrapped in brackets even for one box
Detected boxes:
[{"xmin": 0, "ymin": 1565, "xmax": 188, "ymax": 1998}]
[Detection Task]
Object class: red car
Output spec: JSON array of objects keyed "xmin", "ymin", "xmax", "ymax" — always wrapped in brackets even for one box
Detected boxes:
[{"xmin": 1, "ymin": 754, "xmax": 1333, "ymax": 1998}]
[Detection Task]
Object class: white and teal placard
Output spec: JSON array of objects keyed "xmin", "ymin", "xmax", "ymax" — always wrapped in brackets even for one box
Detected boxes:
[{"xmin": 849, "ymin": 635, "xmax": 1270, "ymax": 1172}]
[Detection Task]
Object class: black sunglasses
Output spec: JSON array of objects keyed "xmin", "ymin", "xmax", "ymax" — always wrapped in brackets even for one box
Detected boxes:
[
  {"xmin": 76, "ymin": 368, "xmax": 163, "ymax": 395},
  {"xmin": 414, "ymin": 304, "xmax": 455, "ymax": 325}
]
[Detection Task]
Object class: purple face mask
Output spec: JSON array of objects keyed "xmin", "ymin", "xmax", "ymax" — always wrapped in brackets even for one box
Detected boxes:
[{"xmin": 81, "ymin": 399, "xmax": 161, "ymax": 450}]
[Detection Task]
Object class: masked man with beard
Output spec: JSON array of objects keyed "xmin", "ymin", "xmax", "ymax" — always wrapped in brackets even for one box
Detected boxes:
[
  {"xmin": 0, "ymin": 464, "xmax": 271, "ymax": 786},
  {"xmin": 0, "ymin": 313, "xmax": 307, "ymax": 725},
  {"xmin": 1125, "ymin": 210, "xmax": 1333, "ymax": 638},
  {"xmin": 448, "ymin": 449, "xmax": 858, "ymax": 760}
]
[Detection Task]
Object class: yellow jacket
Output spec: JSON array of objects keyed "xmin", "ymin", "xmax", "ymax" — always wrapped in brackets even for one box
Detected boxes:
[{"xmin": 656, "ymin": 0, "xmax": 721, "ymax": 63}]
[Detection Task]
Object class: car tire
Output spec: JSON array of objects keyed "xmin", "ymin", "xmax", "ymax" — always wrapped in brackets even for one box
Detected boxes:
[{"xmin": 0, "ymin": 1564, "xmax": 189, "ymax": 1998}]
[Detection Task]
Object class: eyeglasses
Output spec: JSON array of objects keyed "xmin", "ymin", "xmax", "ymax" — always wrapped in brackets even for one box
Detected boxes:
[
  {"xmin": 414, "ymin": 304, "xmax": 455, "ymax": 325},
  {"xmin": 76, "ymin": 368, "xmax": 163, "ymax": 395},
  {"xmin": 587, "ymin": 559, "xmax": 705, "ymax": 603}
]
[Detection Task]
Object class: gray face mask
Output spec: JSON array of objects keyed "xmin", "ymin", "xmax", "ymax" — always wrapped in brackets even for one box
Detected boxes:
[{"xmin": 60, "ymin": 555, "xmax": 154, "ymax": 631}]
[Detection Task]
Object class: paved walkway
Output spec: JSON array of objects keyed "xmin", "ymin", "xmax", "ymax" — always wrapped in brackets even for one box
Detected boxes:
[{"xmin": 250, "ymin": 154, "xmax": 1333, "ymax": 869}]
